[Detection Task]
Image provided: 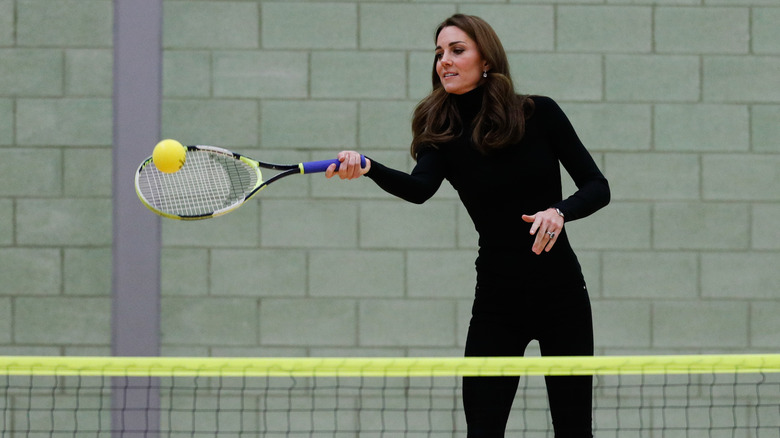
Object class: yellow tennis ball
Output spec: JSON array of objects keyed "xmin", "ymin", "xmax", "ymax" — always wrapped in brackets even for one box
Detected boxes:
[{"xmin": 153, "ymin": 139, "xmax": 186, "ymax": 173}]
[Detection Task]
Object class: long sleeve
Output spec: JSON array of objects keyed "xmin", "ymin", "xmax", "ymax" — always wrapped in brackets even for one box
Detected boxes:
[
  {"xmin": 365, "ymin": 148, "xmax": 446, "ymax": 205},
  {"xmin": 539, "ymin": 97, "xmax": 610, "ymax": 222}
]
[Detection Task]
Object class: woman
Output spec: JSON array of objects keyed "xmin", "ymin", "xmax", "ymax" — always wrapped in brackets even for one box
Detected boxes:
[{"xmin": 328, "ymin": 14, "xmax": 609, "ymax": 437}]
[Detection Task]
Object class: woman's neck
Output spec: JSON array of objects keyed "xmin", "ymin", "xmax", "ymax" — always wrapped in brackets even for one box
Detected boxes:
[{"xmin": 452, "ymin": 86, "xmax": 484, "ymax": 125}]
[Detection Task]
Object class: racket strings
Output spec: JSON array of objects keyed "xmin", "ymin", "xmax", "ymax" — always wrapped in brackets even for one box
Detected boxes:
[{"xmin": 137, "ymin": 150, "xmax": 259, "ymax": 218}]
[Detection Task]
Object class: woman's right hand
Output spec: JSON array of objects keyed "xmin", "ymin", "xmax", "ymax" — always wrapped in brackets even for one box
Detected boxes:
[{"xmin": 326, "ymin": 151, "xmax": 371, "ymax": 180}]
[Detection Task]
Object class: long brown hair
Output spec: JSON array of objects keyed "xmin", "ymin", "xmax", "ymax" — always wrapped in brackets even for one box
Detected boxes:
[{"xmin": 410, "ymin": 14, "xmax": 533, "ymax": 158}]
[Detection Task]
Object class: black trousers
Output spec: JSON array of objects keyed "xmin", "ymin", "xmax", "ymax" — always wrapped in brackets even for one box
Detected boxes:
[{"xmin": 463, "ymin": 282, "xmax": 594, "ymax": 438}]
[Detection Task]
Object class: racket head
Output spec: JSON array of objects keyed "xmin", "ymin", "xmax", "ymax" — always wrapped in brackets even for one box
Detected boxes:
[{"xmin": 135, "ymin": 145, "xmax": 264, "ymax": 220}]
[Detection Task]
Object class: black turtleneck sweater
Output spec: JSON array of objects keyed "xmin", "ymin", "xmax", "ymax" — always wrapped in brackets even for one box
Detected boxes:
[{"xmin": 366, "ymin": 87, "xmax": 610, "ymax": 287}]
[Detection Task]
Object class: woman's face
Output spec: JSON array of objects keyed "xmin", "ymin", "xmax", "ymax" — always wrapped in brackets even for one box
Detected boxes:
[{"xmin": 435, "ymin": 26, "xmax": 488, "ymax": 95}]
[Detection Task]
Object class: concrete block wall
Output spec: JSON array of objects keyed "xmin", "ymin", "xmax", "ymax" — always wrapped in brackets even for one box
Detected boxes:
[
  {"xmin": 0, "ymin": 0, "xmax": 114, "ymax": 356},
  {"xmin": 0, "ymin": 0, "xmax": 778, "ymax": 358}
]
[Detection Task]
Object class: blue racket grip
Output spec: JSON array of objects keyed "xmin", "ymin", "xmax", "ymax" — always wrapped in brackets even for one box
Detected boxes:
[{"xmin": 301, "ymin": 155, "xmax": 366, "ymax": 174}]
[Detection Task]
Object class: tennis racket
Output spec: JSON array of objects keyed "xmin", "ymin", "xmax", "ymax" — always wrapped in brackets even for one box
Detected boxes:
[{"xmin": 135, "ymin": 144, "xmax": 365, "ymax": 220}]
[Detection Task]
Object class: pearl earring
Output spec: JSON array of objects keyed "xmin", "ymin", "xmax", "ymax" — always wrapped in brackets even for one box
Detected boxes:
[{"xmin": 483, "ymin": 70, "xmax": 488, "ymax": 78}]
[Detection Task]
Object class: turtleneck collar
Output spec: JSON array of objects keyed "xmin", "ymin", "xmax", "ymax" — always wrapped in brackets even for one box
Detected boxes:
[{"xmin": 452, "ymin": 85, "xmax": 484, "ymax": 125}]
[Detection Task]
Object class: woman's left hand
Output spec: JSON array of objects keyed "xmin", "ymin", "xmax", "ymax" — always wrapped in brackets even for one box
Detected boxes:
[{"xmin": 521, "ymin": 208, "xmax": 564, "ymax": 255}]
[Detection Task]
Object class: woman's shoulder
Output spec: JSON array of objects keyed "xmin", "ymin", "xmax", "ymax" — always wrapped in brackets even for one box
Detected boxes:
[
  {"xmin": 523, "ymin": 95, "xmax": 567, "ymax": 120},
  {"xmin": 526, "ymin": 95, "xmax": 557, "ymax": 109}
]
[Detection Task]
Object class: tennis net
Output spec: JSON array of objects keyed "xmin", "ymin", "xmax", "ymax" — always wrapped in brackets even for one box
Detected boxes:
[{"xmin": 1, "ymin": 355, "xmax": 778, "ymax": 437}]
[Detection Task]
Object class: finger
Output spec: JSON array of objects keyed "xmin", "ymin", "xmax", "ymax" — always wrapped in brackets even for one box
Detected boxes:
[
  {"xmin": 531, "ymin": 233, "xmax": 545, "ymax": 255},
  {"xmin": 350, "ymin": 154, "xmax": 361, "ymax": 179},
  {"xmin": 339, "ymin": 155, "xmax": 355, "ymax": 179},
  {"xmin": 521, "ymin": 214, "xmax": 535, "ymax": 224},
  {"xmin": 544, "ymin": 230, "xmax": 557, "ymax": 252},
  {"xmin": 325, "ymin": 163, "xmax": 337, "ymax": 179},
  {"xmin": 346, "ymin": 154, "xmax": 359, "ymax": 179},
  {"xmin": 529, "ymin": 215, "xmax": 543, "ymax": 235},
  {"xmin": 532, "ymin": 228, "xmax": 557, "ymax": 255},
  {"xmin": 337, "ymin": 164, "xmax": 349, "ymax": 179}
]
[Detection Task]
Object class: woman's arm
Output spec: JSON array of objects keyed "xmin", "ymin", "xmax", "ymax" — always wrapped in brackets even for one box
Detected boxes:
[
  {"xmin": 327, "ymin": 149, "xmax": 445, "ymax": 205},
  {"xmin": 543, "ymin": 97, "xmax": 611, "ymax": 221}
]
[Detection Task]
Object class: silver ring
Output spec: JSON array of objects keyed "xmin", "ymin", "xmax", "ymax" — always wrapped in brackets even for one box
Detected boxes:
[{"xmin": 547, "ymin": 231, "xmax": 555, "ymax": 239}]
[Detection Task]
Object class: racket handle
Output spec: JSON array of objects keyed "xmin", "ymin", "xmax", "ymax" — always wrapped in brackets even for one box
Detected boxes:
[{"xmin": 301, "ymin": 155, "xmax": 366, "ymax": 174}]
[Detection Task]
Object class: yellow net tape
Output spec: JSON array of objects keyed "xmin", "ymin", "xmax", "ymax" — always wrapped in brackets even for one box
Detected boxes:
[{"xmin": 1, "ymin": 354, "xmax": 779, "ymax": 377}]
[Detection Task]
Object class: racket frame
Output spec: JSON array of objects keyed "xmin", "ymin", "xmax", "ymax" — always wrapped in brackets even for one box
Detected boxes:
[{"xmin": 135, "ymin": 145, "xmax": 350, "ymax": 220}]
